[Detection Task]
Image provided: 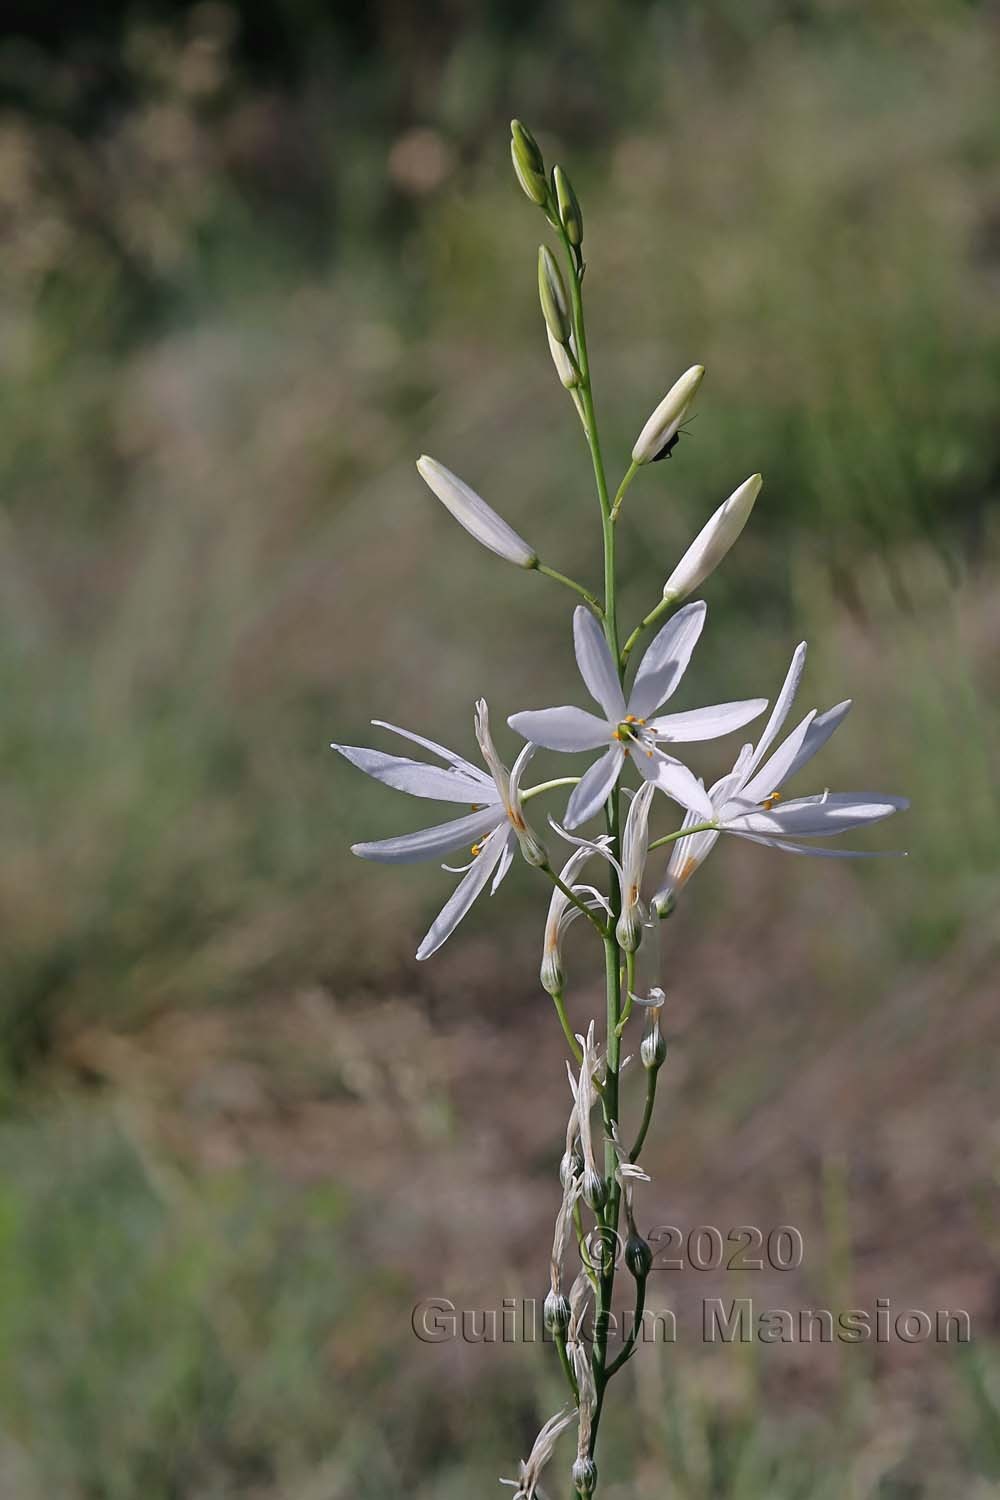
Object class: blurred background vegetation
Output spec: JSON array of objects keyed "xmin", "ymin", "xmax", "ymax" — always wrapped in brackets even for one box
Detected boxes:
[{"xmin": 1, "ymin": 0, "xmax": 999, "ymax": 1495}]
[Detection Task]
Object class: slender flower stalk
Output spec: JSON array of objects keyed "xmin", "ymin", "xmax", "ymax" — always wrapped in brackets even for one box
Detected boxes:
[{"xmin": 330, "ymin": 119, "xmax": 909, "ymax": 1500}]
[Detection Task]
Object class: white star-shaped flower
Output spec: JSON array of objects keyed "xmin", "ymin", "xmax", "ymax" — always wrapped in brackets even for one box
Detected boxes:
[
  {"xmin": 332, "ymin": 700, "xmax": 543, "ymax": 960},
  {"xmin": 507, "ymin": 603, "xmax": 767, "ymax": 828},
  {"xmin": 653, "ymin": 641, "xmax": 909, "ymax": 908}
]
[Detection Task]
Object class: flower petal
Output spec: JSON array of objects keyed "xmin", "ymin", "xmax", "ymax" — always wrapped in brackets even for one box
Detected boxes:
[
  {"xmin": 370, "ymin": 719, "xmax": 493, "ymax": 786},
  {"xmin": 781, "ymin": 699, "xmax": 852, "ymax": 784},
  {"xmin": 507, "ymin": 706, "xmax": 611, "ymax": 751},
  {"xmin": 741, "ymin": 642, "xmax": 807, "ymax": 781},
  {"xmin": 730, "ymin": 832, "xmax": 906, "ymax": 858},
  {"xmin": 332, "ymin": 743, "xmax": 497, "ymax": 803},
  {"xmin": 626, "ymin": 600, "xmax": 707, "ymax": 720},
  {"xmin": 725, "ymin": 792, "xmax": 910, "ymax": 838},
  {"xmin": 415, "ymin": 826, "xmax": 512, "ymax": 960},
  {"xmin": 635, "ymin": 749, "xmax": 716, "ymax": 819},
  {"xmin": 647, "ymin": 697, "xmax": 768, "ymax": 743},
  {"xmin": 352, "ymin": 806, "xmax": 502, "ymax": 864},
  {"xmin": 564, "ymin": 745, "xmax": 625, "ymax": 828},
  {"xmin": 573, "ymin": 607, "xmax": 626, "ymax": 721},
  {"xmin": 490, "ymin": 836, "xmax": 516, "ymax": 893},
  {"xmin": 739, "ymin": 709, "xmax": 817, "ymax": 807}
]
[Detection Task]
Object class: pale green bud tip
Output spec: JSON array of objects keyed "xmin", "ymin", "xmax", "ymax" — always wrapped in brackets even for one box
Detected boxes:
[
  {"xmin": 632, "ymin": 363, "xmax": 706, "ymax": 465},
  {"xmin": 552, "ymin": 164, "xmax": 583, "ymax": 246},
  {"xmin": 511, "ymin": 119, "xmax": 544, "ymax": 174},
  {"xmin": 537, "ymin": 245, "xmax": 571, "ymax": 345},
  {"xmin": 416, "ymin": 455, "xmax": 538, "ymax": 568},
  {"xmin": 510, "ymin": 120, "xmax": 547, "ymax": 205},
  {"xmin": 662, "ymin": 472, "xmax": 762, "ymax": 602}
]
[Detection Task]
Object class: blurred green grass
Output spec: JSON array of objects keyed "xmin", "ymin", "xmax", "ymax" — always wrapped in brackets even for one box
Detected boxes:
[{"xmin": 1, "ymin": 2, "xmax": 999, "ymax": 1495}]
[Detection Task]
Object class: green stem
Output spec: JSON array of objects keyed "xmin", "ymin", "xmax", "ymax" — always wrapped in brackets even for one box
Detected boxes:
[
  {"xmin": 615, "ymin": 950, "xmax": 637, "ymax": 1036},
  {"xmin": 557, "ymin": 228, "xmax": 618, "ymax": 659},
  {"xmin": 621, "ymin": 592, "xmax": 675, "ymax": 667},
  {"xmin": 555, "ymin": 1329, "xmax": 579, "ymax": 1403},
  {"xmin": 522, "ymin": 776, "xmax": 580, "ymax": 802},
  {"xmin": 605, "ymin": 1275, "xmax": 647, "ymax": 1378},
  {"xmin": 550, "ymin": 990, "xmax": 583, "ymax": 1065},
  {"xmin": 537, "ymin": 562, "xmax": 603, "ymax": 614},
  {"xmin": 630, "ymin": 1066, "xmax": 660, "ymax": 1163},
  {"xmin": 647, "ymin": 819, "xmax": 717, "ymax": 854},
  {"xmin": 540, "ymin": 863, "xmax": 609, "ymax": 937},
  {"xmin": 609, "ymin": 459, "xmax": 640, "ymax": 523}
]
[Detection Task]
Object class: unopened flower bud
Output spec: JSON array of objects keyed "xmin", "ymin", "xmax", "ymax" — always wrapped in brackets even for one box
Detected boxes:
[
  {"xmin": 544, "ymin": 1289, "xmax": 571, "ymax": 1336},
  {"xmin": 547, "ymin": 328, "xmax": 579, "ymax": 389},
  {"xmin": 538, "ymin": 245, "xmax": 571, "ymax": 346},
  {"xmin": 662, "ymin": 474, "xmax": 762, "ymax": 604},
  {"xmin": 582, "ymin": 1167, "xmax": 607, "ymax": 1213},
  {"xmin": 417, "ymin": 456, "xmax": 537, "ymax": 568},
  {"xmin": 572, "ymin": 1457, "xmax": 598, "ymax": 1495},
  {"xmin": 625, "ymin": 1230, "xmax": 653, "ymax": 1281},
  {"xmin": 632, "ymin": 365, "xmax": 705, "ymax": 465},
  {"xmin": 552, "ymin": 164, "xmax": 583, "ymax": 247},
  {"xmin": 511, "ymin": 120, "xmax": 547, "ymax": 205}
]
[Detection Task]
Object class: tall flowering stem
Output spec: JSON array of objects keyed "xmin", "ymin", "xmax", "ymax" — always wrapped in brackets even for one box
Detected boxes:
[{"xmin": 333, "ymin": 118, "xmax": 908, "ymax": 1500}]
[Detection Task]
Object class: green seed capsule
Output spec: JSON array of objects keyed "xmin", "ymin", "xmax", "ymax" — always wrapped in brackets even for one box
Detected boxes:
[
  {"xmin": 553, "ymin": 165, "xmax": 583, "ymax": 246},
  {"xmin": 625, "ymin": 1231, "xmax": 653, "ymax": 1280},
  {"xmin": 537, "ymin": 245, "xmax": 571, "ymax": 345},
  {"xmin": 572, "ymin": 1457, "xmax": 598, "ymax": 1495},
  {"xmin": 582, "ymin": 1167, "xmax": 607, "ymax": 1213}
]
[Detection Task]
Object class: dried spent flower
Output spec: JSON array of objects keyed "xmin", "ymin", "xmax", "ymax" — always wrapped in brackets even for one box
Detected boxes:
[{"xmin": 500, "ymin": 1406, "xmax": 577, "ymax": 1499}]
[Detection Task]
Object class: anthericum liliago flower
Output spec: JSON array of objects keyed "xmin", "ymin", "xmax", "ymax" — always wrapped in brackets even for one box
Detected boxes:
[
  {"xmin": 332, "ymin": 700, "xmax": 544, "ymax": 960},
  {"xmin": 507, "ymin": 603, "xmax": 767, "ymax": 828},
  {"xmin": 652, "ymin": 641, "xmax": 909, "ymax": 912}
]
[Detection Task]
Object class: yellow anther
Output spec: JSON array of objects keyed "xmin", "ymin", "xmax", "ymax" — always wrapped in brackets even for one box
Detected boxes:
[
  {"xmin": 762, "ymin": 791, "xmax": 783, "ymax": 811},
  {"xmin": 471, "ymin": 839, "xmax": 486, "ymax": 856}
]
